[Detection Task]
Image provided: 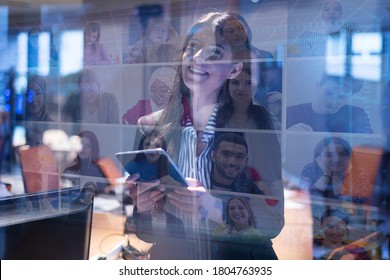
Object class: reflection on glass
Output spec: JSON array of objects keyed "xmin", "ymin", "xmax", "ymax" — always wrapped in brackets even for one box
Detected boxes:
[
  {"xmin": 60, "ymin": 30, "xmax": 83, "ymax": 76},
  {"xmin": 37, "ymin": 32, "xmax": 50, "ymax": 76},
  {"xmin": 351, "ymin": 33, "xmax": 382, "ymax": 81},
  {"xmin": 17, "ymin": 33, "xmax": 27, "ymax": 74}
]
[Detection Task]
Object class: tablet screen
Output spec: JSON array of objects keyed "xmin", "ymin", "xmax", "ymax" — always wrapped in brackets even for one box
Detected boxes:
[{"xmin": 116, "ymin": 148, "xmax": 188, "ymax": 187}]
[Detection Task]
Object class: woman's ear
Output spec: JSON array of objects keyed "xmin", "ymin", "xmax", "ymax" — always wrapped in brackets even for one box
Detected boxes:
[
  {"xmin": 227, "ymin": 62, "xmax": 243, "ymax": 80},
  {"xmin": 211, "ymin": 150, "xmax": 216, "ymax": 162}
]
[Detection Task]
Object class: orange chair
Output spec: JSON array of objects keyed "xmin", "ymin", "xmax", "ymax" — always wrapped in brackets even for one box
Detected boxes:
[
  {"xmin": 342, "ymin": 146, "xmax": 383, "ymax": 202},
  {"xmin": 17, "ymin": 145, "xmax": 59, "ymax": 193}
]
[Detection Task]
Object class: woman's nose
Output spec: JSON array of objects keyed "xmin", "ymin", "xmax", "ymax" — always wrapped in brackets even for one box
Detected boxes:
[
  {"xmin": 238, "ymin": 83, "xmax": 246, "ymax": 92},
  {"xmin": 192, "ymin": 48, "xmax": 209, "ymax": 61}
]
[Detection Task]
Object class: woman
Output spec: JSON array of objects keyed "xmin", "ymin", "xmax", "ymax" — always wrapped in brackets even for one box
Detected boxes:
[
  {"xmin": 222, "ymin": 13, "xmax": 273, "ymax": 60},
  {"xmin": 128, "ymin": 131, "xmax": 187, "ymax": 259},
  {"xmin": 130, "ymin": 12, "xmax": 247, "ymax": 259},
  {"xmin": 63, "ymin": 130, "xmax": 107, "ymax": 193},
  {"xmin": 125, "ymin": 130, "xmax": 169, "ymax": 182},
  {"xmin": 83, "ymin": 22, "xmax": 112, "ymax": 65},
  {"xmin": 122, "ymin": 66, "xmax": 177, "ymax": 125},
  {"xmin": 299, "ymin": 137, "xmax": 352, "ymax": 199},
  {"xmin": 212, "ymin": 197, "xmax": 277, "ymax": 259},
  {"xmin": 216, "ymin": 62, "xmax": 273, "ymax": 129},
  {"xmin": 61, "ymin": 69, "xmax": 119, "ymax": 123},
  {"xmin": 124, "ymin": 18, "xmax": 180, "ymax": 64},
  {"xmin": 214, "ymin": 197, "xmax": 261, "ymax": 236},
  {"xmin": 25, "ymin": 75, "xmax": 53, "ymax": 122}
]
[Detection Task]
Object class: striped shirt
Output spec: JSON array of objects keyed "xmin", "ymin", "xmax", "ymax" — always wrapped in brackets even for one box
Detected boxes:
[
  {"xmin": 176, "ymin": 99, "xmax": 218, "ymax": 259},
  {"xmin": 298, "ymin": 21, "xmax": 361, "ymax": 57},
  {"xmin": 178, "ymin": 104, "xmax": 218, "ymax": 189}
]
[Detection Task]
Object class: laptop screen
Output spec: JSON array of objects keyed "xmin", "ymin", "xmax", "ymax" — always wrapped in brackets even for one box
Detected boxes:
[{"xmin": 0, "ymin": 187, "xmax": 93, "ymax": 259}]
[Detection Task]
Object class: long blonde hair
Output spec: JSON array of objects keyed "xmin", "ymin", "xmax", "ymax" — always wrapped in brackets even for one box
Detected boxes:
[{"xmin": 226, "ymin": 197, "xmax": 256, "ymax": 233}]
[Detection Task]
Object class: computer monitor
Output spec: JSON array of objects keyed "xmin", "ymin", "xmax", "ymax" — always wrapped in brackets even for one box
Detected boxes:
[{"xmin": 0, "ymin": 187, "xmax": 93, "ymax": 260}]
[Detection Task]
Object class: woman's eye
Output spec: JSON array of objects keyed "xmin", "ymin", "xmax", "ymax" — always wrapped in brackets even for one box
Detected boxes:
[
  {"xmin": 159, "ymin": 87, "xmax": 169, "ymax": 93},
  {"xmin": 231, "ymin": 80, "xmax": 240, "ymax": 86},
  {"xmin": 186, "ymin": 42, "xmax": 199, "ymax": 54},
  {"xmin": 207, "ymin": 47, "xmax": 224, "ymax": 60}
]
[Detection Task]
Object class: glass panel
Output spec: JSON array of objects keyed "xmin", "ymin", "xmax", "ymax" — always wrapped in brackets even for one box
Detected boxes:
[{"xmin": 0, "ymin": 0, "xmax": 388, "ymax": 261}]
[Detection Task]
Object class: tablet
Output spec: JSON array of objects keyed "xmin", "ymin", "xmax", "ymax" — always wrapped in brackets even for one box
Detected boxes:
[{"xmin": 115, "ymin": 148, "xmax": 188, "ymax": 187}]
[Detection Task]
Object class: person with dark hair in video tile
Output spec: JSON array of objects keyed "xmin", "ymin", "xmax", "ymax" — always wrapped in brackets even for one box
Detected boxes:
[
  {"xmin": 210, "ymin": 133, "xmax": 262, "ymax": 195},
  {"xmin": 63, "ymin": 130, "xmax": 107, "ymax": 193},
  {"xmin": 221, "ymin": 12, "xmax": 273, "ymax": 60},
  {"xmin": 129, "ymin": 131, "xmax": 186, "ymax": 260},
  {"xmin": 299, "ymin": 137, "xmax": 352, "ymax": 199},
  {"xmin": 287, "ymin": 72, "xmax": 371, "ymax": 133},
  {"xmin": 313, "ymin": 208, "xmax": 371, "ymax": 260},
  {"xmin": 216, "ymin": 63, "xmax": 274, "ymax": 130}
]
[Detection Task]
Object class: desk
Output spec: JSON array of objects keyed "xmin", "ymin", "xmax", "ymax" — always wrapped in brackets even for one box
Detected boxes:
[
  {"xmin": 90, "ymin": 192, "xmax": 313, "ymax": 260},
  {"xmin": 89, "ymin": 212, "xmax": 152, "ymax": 259}
]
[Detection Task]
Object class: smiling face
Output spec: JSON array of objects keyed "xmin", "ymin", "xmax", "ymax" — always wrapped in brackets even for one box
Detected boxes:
[
  {"xmin": 228, "ymin": 198, "xmax": 250, "ymax": 231},
  {"xmin": 318, "ymin": 143, "xmax": 350, "ymax": 173},
  {"xmin": 27, "ymin": 81, "xmax": 45, "ymax": 115},
  {"xmin": 181, "ymin": 24, "xmax": 241, "ymax": 99},
  {"xmin": 149, "ymin": 23, "xmax": 169, "ymax": 44},
  {"xmin": 150, "ymin": 79, "xmax": 171, "ymax": 108},
  {"xmin": 321, "ymin": 0, "xmax": 342, "ymax": 24},
  {"xmin": 322, "ymin": 215, "xmax": 347, "ymax": 247},
  {"xmin": 85, "ymin": 31, "xmax": 99, "ymax": 46},
  {"xmin": 80, "ymin": 78, "xmax": 99, "ymax": 105},
  {"xmin": 212, "ymin": 141, "xmax": 248, "ymax": 184},
  {"xmin": 313, "ymin": 80, "xmax": 351, "ymax": 114},
  {"xmin": 229, "ymin": 70, "xmax": 255, "ymax": 105}
]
